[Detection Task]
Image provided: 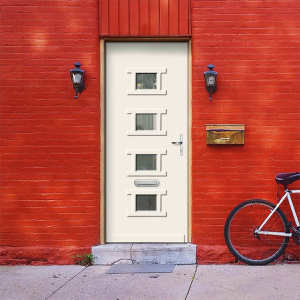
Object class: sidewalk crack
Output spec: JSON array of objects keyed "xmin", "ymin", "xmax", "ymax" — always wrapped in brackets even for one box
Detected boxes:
[
  {"xmin": 130, "ymin": 243, "xmax": 134, "ymax": 263},
  {"xmin": 44, "ymin": 267, "xmax": 86, "ymax": 300},
  {"xmin": 184, "ymin": 265, "xmax": 197, "ymax": 300}
]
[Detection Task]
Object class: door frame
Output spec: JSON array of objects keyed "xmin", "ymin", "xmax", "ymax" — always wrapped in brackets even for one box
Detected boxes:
[{"xmin": 100, "ymin": 38, "xmax": 192, "ymax": 244}]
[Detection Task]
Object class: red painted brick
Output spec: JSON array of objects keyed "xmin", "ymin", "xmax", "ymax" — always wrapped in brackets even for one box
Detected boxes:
[
  {"xmin": 0, "ymin": 0, "xmax": 100, "ymax": 264},
  {"xmin": 1, "ymin": 0, "xmax": 299, "ymax": 266},
  {"xmin": 191, "ymin": 0, "xmax": 300, "ymax": 263}
]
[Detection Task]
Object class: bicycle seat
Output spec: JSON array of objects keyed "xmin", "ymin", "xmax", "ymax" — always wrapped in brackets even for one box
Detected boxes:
[{"xmin": 275, "ymin": 172, "xmax": 300, "ymax": 187}]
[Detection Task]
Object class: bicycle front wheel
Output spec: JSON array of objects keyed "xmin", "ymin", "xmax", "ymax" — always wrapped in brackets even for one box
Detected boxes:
[{"xmin": 224, "ymin": 199, "xmax": 290, "ymax": 265}]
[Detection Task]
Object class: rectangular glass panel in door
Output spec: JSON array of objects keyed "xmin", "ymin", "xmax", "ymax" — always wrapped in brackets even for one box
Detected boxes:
[
  {"xmin": 136, "ymin": 73, "xmax": 157, "ymax": 89},
  {"xmin": 106, "ymin": 42, "xmax": 188, "ymax": 243},
  {"xmin": 136, "ymin": 154, "xmax": 156, "ymax": 171},
  {"xmin": 136, "ymin": 114, "xmax": 157, "ymax": 130},
  {"xmin": 136, "ymin": 195, "xmax": 157, "ymax": 211}
]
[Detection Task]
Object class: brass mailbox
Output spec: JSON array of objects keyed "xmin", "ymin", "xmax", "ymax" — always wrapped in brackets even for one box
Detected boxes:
[{"xmin": 206, "ymin": 124, "xmax": 245, "ymax": 145}]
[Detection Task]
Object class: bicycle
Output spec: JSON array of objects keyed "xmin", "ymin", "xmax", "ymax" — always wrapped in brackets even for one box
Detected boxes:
[{"xmin": 224, "ymin": 172, "xmax": 300, "ymax": 265}]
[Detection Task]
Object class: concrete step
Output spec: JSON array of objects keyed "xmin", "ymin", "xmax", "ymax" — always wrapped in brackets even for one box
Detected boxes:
[{"xmin": 92, "ymin": 243, "xmax": 196, "ymax": 265}]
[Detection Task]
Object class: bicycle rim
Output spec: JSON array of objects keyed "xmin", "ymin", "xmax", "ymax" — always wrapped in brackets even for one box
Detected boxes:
[{"xmin": 225, "ymin": 200, "xmax": 290, "ymax": 265}]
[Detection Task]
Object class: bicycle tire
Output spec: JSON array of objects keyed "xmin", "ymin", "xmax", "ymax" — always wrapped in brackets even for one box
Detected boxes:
[{"xmin": 224, "ymin": 199, "xmax": 290, "ymax": 265}]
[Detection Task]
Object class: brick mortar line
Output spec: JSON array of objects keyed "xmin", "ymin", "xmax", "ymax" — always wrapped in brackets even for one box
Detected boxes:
[{"xmin": 44, "ymin": 267, "xmax": 87, "ymax": 300}]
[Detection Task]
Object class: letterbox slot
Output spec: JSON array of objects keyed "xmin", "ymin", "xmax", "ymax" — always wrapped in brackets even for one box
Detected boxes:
[
  {"xmin": 134, "ymin": 180, "xmax": 160, "ymax": 187},
  {"xmin": 206, "ymin": 124, "xmax": 245, "ymax": 145}
]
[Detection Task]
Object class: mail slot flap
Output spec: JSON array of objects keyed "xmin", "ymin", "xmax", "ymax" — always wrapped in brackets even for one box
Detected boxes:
[
  {"xmin": 134, "ymin": 179, "xmax": 160, "ymax": 187},
  {"xmin": 206, "ymin": 124, "xmax": 245, "ymax": 145}
]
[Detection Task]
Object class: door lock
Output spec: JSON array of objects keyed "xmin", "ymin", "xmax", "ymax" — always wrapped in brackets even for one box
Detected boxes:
[{"xmin": 171, "ymin": 134, "xmax": 183, "ymax": 156}]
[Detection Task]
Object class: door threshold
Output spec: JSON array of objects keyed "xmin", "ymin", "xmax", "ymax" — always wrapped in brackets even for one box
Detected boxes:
[{"xmin": 92, "ymin": 243, "xmax": 196, "ymax": 265}]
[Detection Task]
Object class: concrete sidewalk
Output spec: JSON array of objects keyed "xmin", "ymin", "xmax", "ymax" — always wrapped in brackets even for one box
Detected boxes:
[{"xmin": 0, "ymin": 264, "xmax": 299, "ymax": 300}]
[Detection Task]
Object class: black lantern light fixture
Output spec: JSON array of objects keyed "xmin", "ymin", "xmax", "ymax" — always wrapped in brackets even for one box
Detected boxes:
[
  {"xmin": 203, "ymin": 64, "xmax": 218, "ymax": 101},
  {"xmin": 70, "ymin": 62, "xmax": 85, "ymax": 99}
]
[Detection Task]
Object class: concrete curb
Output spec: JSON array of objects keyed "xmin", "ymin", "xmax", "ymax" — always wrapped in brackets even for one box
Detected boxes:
[{"xmin": 92, "ymin": 243, "xmax": 197, "ymax": 265}]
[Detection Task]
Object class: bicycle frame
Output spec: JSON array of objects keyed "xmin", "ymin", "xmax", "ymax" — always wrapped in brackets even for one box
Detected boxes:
[{"xmin": 255, "ymin": 189, "xmax": 300, "ymax": 238}]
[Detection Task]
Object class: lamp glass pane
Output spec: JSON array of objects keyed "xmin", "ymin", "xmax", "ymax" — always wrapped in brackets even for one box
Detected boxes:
[
  {"xmin": 205, "ymin": 75, "xmax": 210, "ymax": 85},
  {"xmin": 72, "ymin": 73, "xmax": 82, "ymax": 84},
  {"xmin": 208, "ymin": 76, "xmax": 215, "ymax": 86}
]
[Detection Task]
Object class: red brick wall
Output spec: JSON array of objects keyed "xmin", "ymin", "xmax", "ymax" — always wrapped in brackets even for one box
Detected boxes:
[
  {"xmin": 191, "ymin": 0, "xmax": 300, "ymax": 263},
  {"xmin": 1, "ymin": 0, "xmax": 299, "ymax": 265},
  {"xmin": 0, "ymin": 0, "xmax": 100, "ymax": 264}
]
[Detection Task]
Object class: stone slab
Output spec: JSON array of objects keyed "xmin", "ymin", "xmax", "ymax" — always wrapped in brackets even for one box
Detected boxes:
[
  {"xmin": 187, "ymin": 264, "xmax": 300, "ymax": 300},
  {"xmin": 92, "ymin": 243, "xmax": 197, "ymax": 265},
  {"xmin": 0, "ymin": 265, "xmax": 85, "ymax": 300},
  {"xmin": 131, "ymin": 243, "xmax": 197, "ymax": 265},
  {"xmin": 92, "ymin": 244, "xmax": 132, "ymax": 265},
  {"xmin": 48, "ymin": 265, "xmax": 196, "ymax": 300},
  {"xmin": 106, "ymin": 264, "xmax": 175, "ymax": 274}
]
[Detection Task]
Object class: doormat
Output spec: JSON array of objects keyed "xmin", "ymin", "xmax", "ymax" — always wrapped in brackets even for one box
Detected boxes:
[{"xmin": 106, "ymin": 264, "xmax": 175, "ymax": 274}]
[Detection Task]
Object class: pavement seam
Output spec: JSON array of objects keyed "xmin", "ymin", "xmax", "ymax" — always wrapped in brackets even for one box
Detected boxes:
[
  {"xmin": 130, "ymin": 243, "xmax": 134, "ymax": 263},
  {"xmin": 44, "ymin": 267, "xmax": 86, "ymax": 300},
  {"xmin": 184, "ymin": 264, "xmax": 198, "ymax": 300}
]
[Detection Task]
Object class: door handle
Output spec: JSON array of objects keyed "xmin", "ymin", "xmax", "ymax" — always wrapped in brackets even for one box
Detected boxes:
[
  {"xmin": 171, "ymin": 134, "xmax": 183, "ymax": 156},
  {"xmin": 171, "ymin": 141, "xmax": 182, "ymax": 145}
]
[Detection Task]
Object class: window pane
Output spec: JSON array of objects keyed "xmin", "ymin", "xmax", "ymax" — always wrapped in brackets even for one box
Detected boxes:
[
  {"xmin": 136, "ymin": 73, "xmax": 157, "ymax": 89},
  {"xmin": 136, "ymin": 195, "xmax": 157, "ymax": 211},
  {"xmin": 136, "ymin": 114, "xmax": 157, "ymax": 130},
  {"xmin": 136, "ymin": 154, "xmax": 156, "ymax": 171}
]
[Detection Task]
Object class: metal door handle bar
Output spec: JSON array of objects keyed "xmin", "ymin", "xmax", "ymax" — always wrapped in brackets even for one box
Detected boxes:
[{"xmin": 171, "ymin": 134, "xmax": 183, "ymax": 156}]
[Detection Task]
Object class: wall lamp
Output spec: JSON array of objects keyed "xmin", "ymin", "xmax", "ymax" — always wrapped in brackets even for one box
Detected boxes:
[
  {"xmin": 203, "ymin": 64, "xmax": 218, "ymax": 101},
  {"xmin": 70, "ymin": 62, "xmax": 85, "ymax": 99}
]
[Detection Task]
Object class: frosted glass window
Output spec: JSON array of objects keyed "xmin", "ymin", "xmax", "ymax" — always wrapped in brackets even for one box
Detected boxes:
[
  {"xmin": 136, "ymin": 154, "xmax": 157, "ymax": 171},
  {"xmin": 136, "ymin": 195, "xmax": 157, "ymax": 211},
  {"xmin": 136, "ymin": 73, "xmax": 157, "ymax": 89},
  {"xmin": 136, "ymin": 114, "xmax": 157, "ymax": 131}
]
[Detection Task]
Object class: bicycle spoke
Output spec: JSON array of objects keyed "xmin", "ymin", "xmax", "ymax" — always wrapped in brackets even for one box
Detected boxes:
[{"xmin": 224, "ymin": 200, "xmax": 289, "ymax": 265}]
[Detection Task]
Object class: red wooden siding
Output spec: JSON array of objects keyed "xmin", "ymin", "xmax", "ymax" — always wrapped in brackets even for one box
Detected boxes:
[{"xmin": 99, "ymin": 0, "xmax": 191, "ymax": 36}]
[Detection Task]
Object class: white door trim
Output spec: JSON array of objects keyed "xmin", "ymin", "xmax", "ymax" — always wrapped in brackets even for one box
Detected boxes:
[{"xmin": 100, "ymin": 38, "xmax": 192, "ymax": 244}]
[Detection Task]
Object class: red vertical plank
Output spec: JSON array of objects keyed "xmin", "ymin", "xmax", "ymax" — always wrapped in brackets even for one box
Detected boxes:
[
  {"xmin": 119, "ymin": 0, "xmax": 129, "ymax": 35},
  {"xmin": 100, "ymin": 0, "xmax": 190, "ymax": 37},
  {"xmin": 149, "ymin": 0, "xmax": 160, "ymax": 35},
  {"xmin": 169, "ymin": 0, "xmax": 179, "ymax": 35},
  {"xmin": 188, "ymin": 0, "xmax": 191, "ymax": 35},
  {"xmin": 139, "ymin": 0, "xmax": 150, "ymax": 35},
  {"xmin": 178, "ymin": 0, "xmax": 189, "ymax": 35},
  {"xmin": 100, "ymin": 0, "xmax": 109, "ymax": 35},
  {"xmin": 109, "ymin": 0, "xmax": 119, "ymax": 35},
  {"xmin": 129, "ymin": 0, "xmax": 139, "ymax": 35},
  {"xmin": 160, "ymin": 0, "xmax": 169, "ymax": 35}
]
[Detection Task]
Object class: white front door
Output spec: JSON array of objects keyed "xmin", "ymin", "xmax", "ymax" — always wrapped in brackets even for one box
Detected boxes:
[{"xmin": 106, "ymin": 42, "xmax": 188, "ymax": 243}]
